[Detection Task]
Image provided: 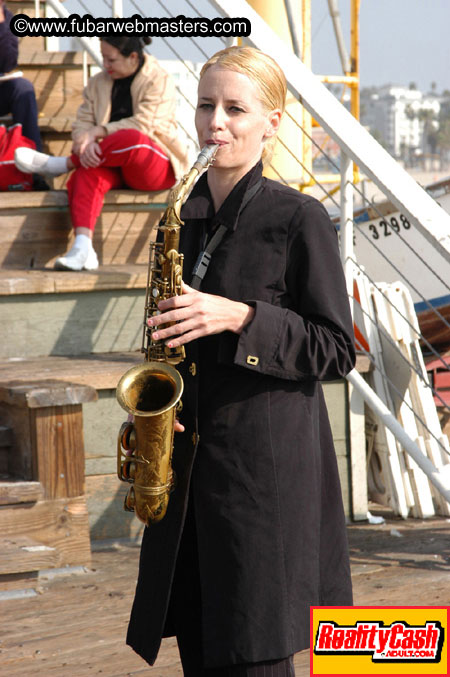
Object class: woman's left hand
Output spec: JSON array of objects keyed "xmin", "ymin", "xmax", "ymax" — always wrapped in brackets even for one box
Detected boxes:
[
  {"xmin": 79, "ymin": 140, "xmax": 103, "ymax": 168},
  {"xmin": 148, "ymin": 282, "xmax": 255, "ymax": 348}
]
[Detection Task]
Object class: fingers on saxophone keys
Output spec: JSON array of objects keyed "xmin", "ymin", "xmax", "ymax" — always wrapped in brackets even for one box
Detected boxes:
[
  {"xmin": 153, "ymin": 321, "xmax": 187, "ymax": 341},
  {"xmin": 148, "ymin": 309, "xmax": 173, "ymax": 327}
]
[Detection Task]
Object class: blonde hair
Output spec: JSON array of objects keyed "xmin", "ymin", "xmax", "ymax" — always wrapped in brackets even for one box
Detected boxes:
[{"xmin": 199, "ymin": 46, "xmax": 287, "ymax": 163}]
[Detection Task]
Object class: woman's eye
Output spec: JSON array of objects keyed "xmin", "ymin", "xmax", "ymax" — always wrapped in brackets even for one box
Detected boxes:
[
  {"xmin": 198, "ymin": 103, "xmax": 213, "ymax": 110},
  {"xmin": 229, "ymin": 106, "xmax": 244, "ymax": 113}
]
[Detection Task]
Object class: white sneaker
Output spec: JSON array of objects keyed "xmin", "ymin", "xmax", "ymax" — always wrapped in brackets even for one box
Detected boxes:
[
  {"xmin": 14, "ymin": 147, "xmax": 65, "ymax": 177},
  {"xmin": 54, "ymin": 246, "xmax": 99, "ymax": 271}
]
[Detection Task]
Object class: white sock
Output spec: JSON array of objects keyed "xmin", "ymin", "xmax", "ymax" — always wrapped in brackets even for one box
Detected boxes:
[
  {"xmin": 73, "ymin": 233, "xmax": 93, "ymax": 251},
  {"xmin": 45, "ymin": 156, "xmax": 69, "ymax": 175}
]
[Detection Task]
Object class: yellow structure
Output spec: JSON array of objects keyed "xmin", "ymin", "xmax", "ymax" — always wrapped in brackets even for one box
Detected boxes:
[
  {"xmin": 247, "ymin": 0, "xmax": 360, "ymax": 191},
  {"xmin": 246, "ymin": 0, "xmax": 311, "ymax": 188}
]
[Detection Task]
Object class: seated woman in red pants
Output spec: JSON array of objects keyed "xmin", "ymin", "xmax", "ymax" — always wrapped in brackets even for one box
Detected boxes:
[{"xmin": 14, "ymin": 36, "xmax": 189, "ymax": 271}]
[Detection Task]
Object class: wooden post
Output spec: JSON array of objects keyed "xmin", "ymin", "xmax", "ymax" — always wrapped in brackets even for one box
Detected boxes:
[
  {"xmin": 0, "ymin": 382, "xmax": 97, "ymax": 578},
  {"xmin": 0, "ymin": 381, "xmax": 97, "ymax": 498}
]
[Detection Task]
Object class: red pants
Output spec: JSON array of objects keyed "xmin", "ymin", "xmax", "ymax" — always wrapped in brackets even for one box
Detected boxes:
[{"xmin": 67, "ymin": 129, "xmax": 176, "ymax": 231}]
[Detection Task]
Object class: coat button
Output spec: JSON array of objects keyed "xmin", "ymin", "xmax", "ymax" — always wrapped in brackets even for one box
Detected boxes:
[
  {"xmin": 189, "ymin": 362, "xmax": 197, "ymax": 376},
  {"xmin": 246, "ymin": 355, "xmax": 259, "ymax": 366}
]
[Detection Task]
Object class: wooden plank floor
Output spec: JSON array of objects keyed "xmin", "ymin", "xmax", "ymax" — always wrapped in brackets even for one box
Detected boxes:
[{"xmin": 1, "ymin": 508, "xmax": 449, "ymax": 676}]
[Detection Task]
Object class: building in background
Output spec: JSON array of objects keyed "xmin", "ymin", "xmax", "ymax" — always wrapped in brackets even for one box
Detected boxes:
[{"xmin": 361, "ymin": 85, "xmax": 441, "ymax": 167}]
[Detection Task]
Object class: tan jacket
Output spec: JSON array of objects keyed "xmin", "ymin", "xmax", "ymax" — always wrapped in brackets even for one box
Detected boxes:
[{"xmin": 72, "ymin": 54, "xmax": 189, "ymax": 179}]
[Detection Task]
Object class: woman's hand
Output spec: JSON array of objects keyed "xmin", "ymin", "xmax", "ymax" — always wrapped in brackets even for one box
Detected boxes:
[
  {"xmin": 174, "ymin": 418, "xmax": 185, "ymax": 433},
  {"xmin": 148, "ymin": 281, "xmax": 255, "ymax": 349},
  {"xmin": 79, "ymin": 140, "xmax": 103, "ymax": 168},
  {"xmin": 72, "ymin": 126, "xmax": 107, "ymax": 157}
]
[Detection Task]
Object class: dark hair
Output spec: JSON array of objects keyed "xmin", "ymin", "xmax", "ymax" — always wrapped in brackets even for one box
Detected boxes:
[{"xmin": 101, "ymin": 36, "xmax": 151, "ymax": 56}]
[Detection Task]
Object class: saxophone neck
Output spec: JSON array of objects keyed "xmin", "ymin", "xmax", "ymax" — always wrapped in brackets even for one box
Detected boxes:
[
  {"xmin": 160, "ymin": 144, "xmax": 219, "ymax": 230},
  {"xmin": 161, "ymin": 169, "xmax": 198, "ymax": 229}
]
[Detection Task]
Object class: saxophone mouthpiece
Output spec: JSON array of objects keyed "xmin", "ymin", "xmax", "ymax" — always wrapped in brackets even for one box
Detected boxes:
[{"xmin": 194, "ymin": 144, "xmax": 219, "ymax": 171}]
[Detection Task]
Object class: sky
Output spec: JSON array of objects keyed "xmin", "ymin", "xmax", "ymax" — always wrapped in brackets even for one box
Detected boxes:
[
  {"xmin": 63, "ymin": 0, "xmax": 450, "ymax": 93},
  {"xmin": 311, "ymin": 0, "xmax": 450, "ymax": 93}
]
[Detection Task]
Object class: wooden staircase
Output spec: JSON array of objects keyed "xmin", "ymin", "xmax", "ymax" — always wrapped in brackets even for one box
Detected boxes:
[{"xmin": 0, "ymin": 0, "xmax": 168, "ymax": 591}]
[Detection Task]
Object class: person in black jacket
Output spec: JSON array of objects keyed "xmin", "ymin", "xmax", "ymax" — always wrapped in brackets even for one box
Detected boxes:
[
  {"xmin": 127, "ymin": 46, "xmax": 356, "ymax": 676},
  {"xmin": 0, "ymin": 0, "xmax": 45, "ymax": 190}
]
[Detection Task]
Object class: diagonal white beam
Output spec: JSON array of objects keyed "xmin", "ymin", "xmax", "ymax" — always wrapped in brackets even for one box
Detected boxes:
[
  {"xmin": 210, "ymin": 0, "xmax": 450, "ymax": 262},
  {"xmin": 46, "ymin": 0, "xmax": 103, "ymax": 67},
  {"xmin": 347, "ymin": 369, "xmax": 450, "ymax": 505}
]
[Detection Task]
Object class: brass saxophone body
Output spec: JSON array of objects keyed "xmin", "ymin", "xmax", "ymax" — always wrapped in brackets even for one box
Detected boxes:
[{"xmin": 116, "ymin": 144, "xmax": 218, "ymax": 526}]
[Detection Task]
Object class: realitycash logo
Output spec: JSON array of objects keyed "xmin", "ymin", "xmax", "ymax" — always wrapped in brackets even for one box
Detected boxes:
[
  {"xmin": 314, "ymin": 620, "xmax": 444, "ymax": 662},
  {"xmin": 310, "ymin": 606, "xmax": 449, "ymax": 676}
]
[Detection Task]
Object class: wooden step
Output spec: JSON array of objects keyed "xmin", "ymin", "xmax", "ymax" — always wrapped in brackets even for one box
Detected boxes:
[
  {"xmin": 9, "ymin": 0, "xmax": 46, "ymax": 55},
  {"xmin": 0, "ymin": 187, "xmax": 169, "ymax": 210},
  {"xmin": 19, "ymin": 51, "xmax": 93, "ymax": 68},
  {"xmin": 0, "ymin": 352, "xmax": 141, "ymax": 390},
  {"xmin": 8, "ymin": 0, "xmax": 41, "ymax": 12},
  {"xmin": 0, "ymin": 270, "xmax": 148, "ymax": 358},
  {"xmin": 0, "ymin": 188, "xmax": 169, "ymax": 268},
  {"xmin": 0, "ymin": 264, "xmax": 148, "ymax": 295},
  {"xmin": 0, "ymin": 496, "xmax": 91, "ymax": 578},
  {"xmin": 0, "ymin": 480, "xmax": 43, "ymax": 505},
  {"xmin": 16, "ymin": 51, "xmax": 92, "ymax": 118},
  {"xmin": 0, "ymin": 113, "xmax": 75, "ymax": 135},
  {"xmin": 0, "ymin": 536, "xmax": 58, "ymax": 575},
  {"xmin": 0, "ymin": 114, "xmax": 75, "ymax": 134}
]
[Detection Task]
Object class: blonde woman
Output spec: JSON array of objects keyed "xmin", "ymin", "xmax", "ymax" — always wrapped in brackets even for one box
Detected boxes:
[{"xmin": 127, "ymin": 46, "xmax": 355, "ymax": 676}]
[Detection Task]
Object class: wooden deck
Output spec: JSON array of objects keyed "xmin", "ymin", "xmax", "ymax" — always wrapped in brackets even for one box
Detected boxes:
[{"xmin": 1, "ymin": 507, "xmax": 449, "ymax": 676}]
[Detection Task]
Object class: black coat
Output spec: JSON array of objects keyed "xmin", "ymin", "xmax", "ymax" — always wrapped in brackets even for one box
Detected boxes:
[{"xmin": 127, "ymin": 161, "xmax": 355, "ymax": 668}]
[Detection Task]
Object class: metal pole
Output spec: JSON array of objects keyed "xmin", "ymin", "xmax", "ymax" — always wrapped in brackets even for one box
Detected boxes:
[
  {"xmin": 340, "ymin": 152, "xmax": 354, "ymax": 306},
  {"xmin": 283, "ymin": 0, "xmax": 302, "ymax": 58},
  {"xmin": 350, "ymin": 0, "xmax": 360, "ymax": 183},
  {"xmin": 327, "ymin": 0, "xmax": 350, "ymax": 73},
  {"xmin": 347, "ymin": 369, "xmax": 450, "ymax": 505},
  {"xmin": 112, "ymin": 0, "xmax": 123, "ymax": 18},
  {"xmin": 301, "ymin": 0, "xmax": 312, "ymax": 191}
]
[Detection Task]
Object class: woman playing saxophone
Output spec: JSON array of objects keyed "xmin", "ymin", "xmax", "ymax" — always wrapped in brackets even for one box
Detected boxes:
[{"xmin": 127, "ymin": 46, "xmax": 356, "ymax": 676}]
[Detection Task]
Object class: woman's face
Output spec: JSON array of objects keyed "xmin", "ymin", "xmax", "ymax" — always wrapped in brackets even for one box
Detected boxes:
[
  {"xmin": 101, "ymin": 41, "xmax": 139, "ymax": 79},
  {"xmin": 195, "ymin": 66, "xmax": 280, "ymax": 176}
]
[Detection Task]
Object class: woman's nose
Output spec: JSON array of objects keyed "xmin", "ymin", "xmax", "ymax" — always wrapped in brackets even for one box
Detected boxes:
[{"xmin": 209, "ymin": 107, "xmax": 226, "ymax": 130}]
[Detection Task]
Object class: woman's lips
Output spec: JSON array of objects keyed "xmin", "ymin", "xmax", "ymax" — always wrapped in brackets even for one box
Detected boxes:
[{"xmin": 206, "ymin": 139, "xmax": 227, "ymax": 146}]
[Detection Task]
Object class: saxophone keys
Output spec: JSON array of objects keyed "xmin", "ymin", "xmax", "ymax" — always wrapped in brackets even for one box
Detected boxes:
[{"xmin": 119, "ymin": 421, "xmax": 136, "ymax": 451}]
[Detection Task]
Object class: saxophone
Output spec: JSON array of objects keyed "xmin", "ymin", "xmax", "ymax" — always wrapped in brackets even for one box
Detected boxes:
[{"xmin": 116, "ymin": 144, "xmax": 219, "ymax": 526}]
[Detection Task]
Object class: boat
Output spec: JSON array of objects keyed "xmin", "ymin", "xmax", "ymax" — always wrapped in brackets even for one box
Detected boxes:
[{"xmin": 351, "ymin": 175, "xmax": 450, "ymax": 355}]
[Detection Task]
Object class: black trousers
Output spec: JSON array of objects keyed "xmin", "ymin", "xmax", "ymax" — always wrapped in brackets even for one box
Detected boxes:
[
  {"xmin": 166, "ymin": 500, "xmax": 296, "ymax": 677},
  {"xmin": 0, "ymin": 78, "xmax": 42, "ymax": 151}
]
